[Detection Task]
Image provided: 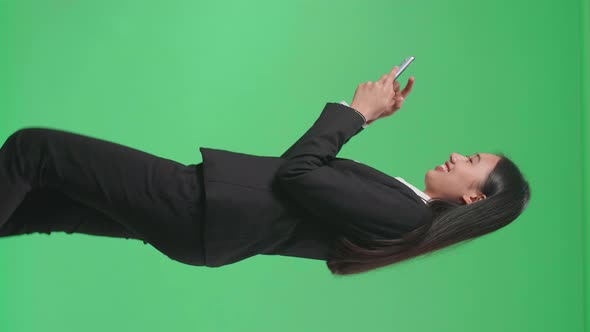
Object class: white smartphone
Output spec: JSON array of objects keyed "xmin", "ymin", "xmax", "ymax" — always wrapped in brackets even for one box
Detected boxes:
[{"xmin": 394, "ymin": 56, "xmax": 415, "ymax": 80}]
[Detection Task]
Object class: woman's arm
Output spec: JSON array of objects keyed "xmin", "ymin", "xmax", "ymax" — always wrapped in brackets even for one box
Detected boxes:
[
  {"xmin": 275, "ymin": 102, "xmax": 423, "ymax": 237},
  {"xmin": 279, "ymin": 102, "xmax": 365, "ymax": 159}
]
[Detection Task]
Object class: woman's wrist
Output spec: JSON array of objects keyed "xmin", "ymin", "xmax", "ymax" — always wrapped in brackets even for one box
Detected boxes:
[{"xmin": 350, "ymin": 103, "xmax": 370, "ymax": 122}]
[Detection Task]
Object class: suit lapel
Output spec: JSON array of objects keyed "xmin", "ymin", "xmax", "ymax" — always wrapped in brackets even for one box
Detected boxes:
[{"xmin": 331, "ymin": 157, "xmax": 424, "ymax": 205}]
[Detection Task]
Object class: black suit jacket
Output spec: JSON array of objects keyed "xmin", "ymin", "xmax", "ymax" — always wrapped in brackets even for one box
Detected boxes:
[{"xmin": 198, "ymin": 102, "xmax": 432, "ymax": 267}]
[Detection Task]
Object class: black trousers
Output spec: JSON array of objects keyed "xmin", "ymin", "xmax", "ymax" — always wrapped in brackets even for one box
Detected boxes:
[{"xmin": 0, "ymin": 127, "xmax": 206, "ymax": 266}]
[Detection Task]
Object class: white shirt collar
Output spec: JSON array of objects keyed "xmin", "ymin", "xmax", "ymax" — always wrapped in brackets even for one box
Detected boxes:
[{"xmin": 394, "ymin": 177, "xmax": 432, "ymax": 204}]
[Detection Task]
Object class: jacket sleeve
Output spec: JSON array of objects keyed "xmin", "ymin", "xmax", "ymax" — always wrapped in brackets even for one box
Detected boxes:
[
  {"xmin": 275, "ymin": 102, "xmax": 422, "ymax": 238},
  {"xmin": 338, "ymin": 100, "xmax": 370, "ymax": 129},
  {"xmin": 280, "ymin": 102, "xmax": 366, "ymax": 159}
]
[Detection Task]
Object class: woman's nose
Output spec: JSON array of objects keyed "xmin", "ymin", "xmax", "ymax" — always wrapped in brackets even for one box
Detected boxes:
[{"xmin": 450, "ymin": 152, "xmax": 465, "ymax": 164}]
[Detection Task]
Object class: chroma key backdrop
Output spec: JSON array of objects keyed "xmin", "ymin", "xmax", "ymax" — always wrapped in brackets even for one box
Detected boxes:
[{"xmin": 1, "ymin": 0, "xmax": 589, "ymax": 332}]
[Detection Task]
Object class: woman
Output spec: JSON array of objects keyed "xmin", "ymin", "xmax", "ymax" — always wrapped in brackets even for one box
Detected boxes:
[{"xmin": 0, "ymin": 67, "xmax": 531, "ymax": 276}]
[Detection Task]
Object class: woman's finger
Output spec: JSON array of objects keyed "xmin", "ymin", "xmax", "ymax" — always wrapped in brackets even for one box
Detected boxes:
[
  {"xmin": 393, "ymin": 80, "xmax": 401, "ymax": 92},
  {"xmin": 394, "ymin": 96, "xmax": 405, "ymax": 110},
  {"xmin": 400, "ymin": 76, "xmax": 415, "ymax": 98},
  {"xmin": 384, "ymin": 66, "xmax": 398, "ymax": 87}
]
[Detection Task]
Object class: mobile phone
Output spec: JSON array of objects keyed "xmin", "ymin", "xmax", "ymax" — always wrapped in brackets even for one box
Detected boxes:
[{"xmin": 394, "ymin": 56, "xmax": 415, "ymax": 80}]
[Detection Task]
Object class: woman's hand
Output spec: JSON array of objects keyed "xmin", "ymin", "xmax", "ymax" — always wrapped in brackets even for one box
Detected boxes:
[{"xmin": 350, "ymin": 66, "xmax": 415, "ymax": 125}]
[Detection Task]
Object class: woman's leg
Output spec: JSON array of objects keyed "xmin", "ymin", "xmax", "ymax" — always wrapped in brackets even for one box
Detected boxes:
[
  {"xmin": 0, "ymin": 127, "xmax": 205, "ymax": 266},
  {"xmin": 0, "ymin": 186, "xmax": 146, "ymax": 241}
]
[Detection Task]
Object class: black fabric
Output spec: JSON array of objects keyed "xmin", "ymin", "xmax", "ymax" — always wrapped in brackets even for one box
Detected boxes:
[
  {"xmin": 0, "ymin": 103, "xmax": 431, "ymax": 269},
  {"xmin": 198, "ymin": 102, "xmax": 432, "ymax": 267},
  {"xmin": 0, "ymin": 127, "xmax": 206, "ymax": 266}
]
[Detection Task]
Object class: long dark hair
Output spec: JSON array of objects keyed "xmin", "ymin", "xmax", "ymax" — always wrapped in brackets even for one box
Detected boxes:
[{"xmin": 326, "ymin": 153, "xmax": 531, "ymax": 276}]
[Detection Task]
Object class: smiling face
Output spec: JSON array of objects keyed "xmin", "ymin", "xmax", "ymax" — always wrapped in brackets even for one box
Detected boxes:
[{"xmin": 423, "ymin": 152, "xmax": 502, "ymax": 204}]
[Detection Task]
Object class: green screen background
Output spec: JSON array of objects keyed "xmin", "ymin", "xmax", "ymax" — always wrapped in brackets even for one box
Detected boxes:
[{"xmin": 1, "ymin": 0, "xmax": 588, "ymax": 331}]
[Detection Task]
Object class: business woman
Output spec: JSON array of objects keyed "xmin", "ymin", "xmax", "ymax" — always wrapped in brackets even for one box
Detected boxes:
[{"xmin": 0, "ymin": 66, "xmax": 531, "ymax": 275}]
